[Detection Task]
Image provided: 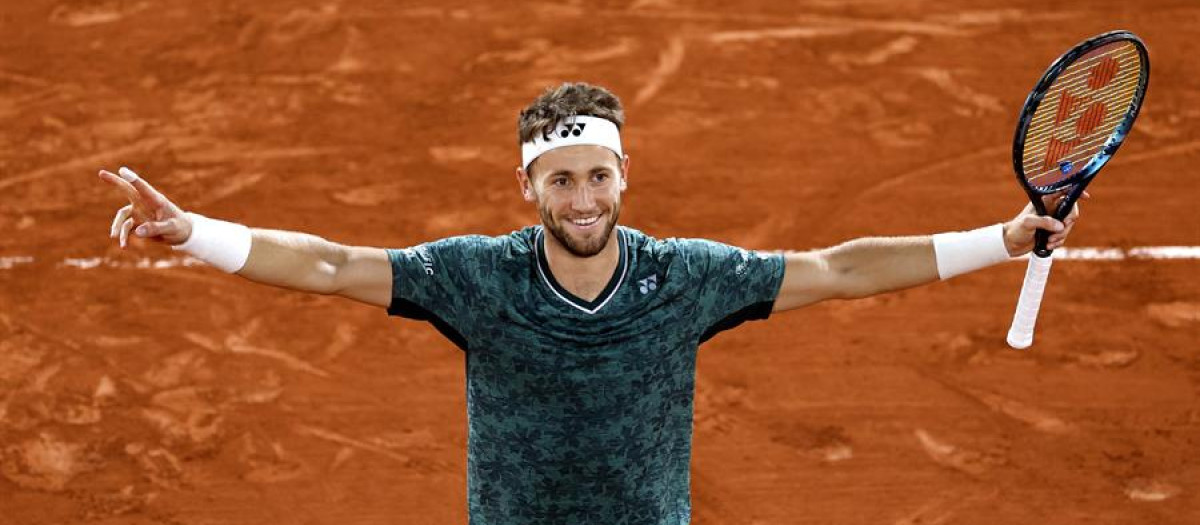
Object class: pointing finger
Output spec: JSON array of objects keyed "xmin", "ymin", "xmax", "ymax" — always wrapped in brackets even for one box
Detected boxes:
[
  {"xmin": 99, "ymin": 170, "xmax": 140, "ymax": 203},
  {"xmin": 110, "ymin": 204, "xmax": 132, "ymax": 238},
  {"xmin": 118, "ymin": 167, "xmax": 167, "ymax": 207}
]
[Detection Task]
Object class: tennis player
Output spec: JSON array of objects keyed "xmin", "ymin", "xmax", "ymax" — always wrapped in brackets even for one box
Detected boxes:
[{"xmin": 100, "ymin": 82, "xmax": 1079, "ymax": 524}]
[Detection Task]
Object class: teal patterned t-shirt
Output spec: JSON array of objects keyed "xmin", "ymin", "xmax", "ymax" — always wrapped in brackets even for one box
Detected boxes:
[{"xmin": 386, "ymin": 226, "xmax": 784, "ymax": 525}]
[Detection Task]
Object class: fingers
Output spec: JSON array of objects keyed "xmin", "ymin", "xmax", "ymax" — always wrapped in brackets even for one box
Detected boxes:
[
  {"xmin": 133, "ymin": 218, "xmax": 182, "ymax": 239},
  {"xmin": 99, "ymin": 169, "xmax": 141, "ymax": 203},
  {"xmin": 117, "ymin": 167, "xmax": 168, "ymax": 207},
  {"xmin": 1024, "ymin": 214, "xmax": 1064, "ymax": 234},
  {"xmin": 110, "ymin": 204, "xmax": 133, "ymax": 238},
  {"xmin": 99, "ymin": 167, "xmax": 169, "ymax": 209},
  {"xmin": 118, "ymin": 217, "xmax": 135, "ymax": 248}
]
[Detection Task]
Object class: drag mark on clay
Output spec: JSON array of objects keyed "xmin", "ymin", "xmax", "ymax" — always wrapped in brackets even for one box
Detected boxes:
[
  {"xmin": 707, "ymin": 25, "xmax": 854, "ymax": 44},
  {"xmin": 1120, "ymin": 138, "xmax": 1200, "ymax": 164},
  {"xmin": 626, "ymin": 10, "xmax": 969, "ymax": 38},
  {"xmin": 294, "ymin": 424, "xmax": 410, "ymax": 464},
  {"xmin": 47, "ymin": 1, "xmax": 151, "ymax": 27},
  {"xmin": 633, "ymin": 36, "xmax": 686, "ymax": 106},
  {"xmin": 225, "ymin": 334, "xmax": 331, "ymax": 378},
  {"xmin": 913, "ymin": 428, "xmax": 1004, "ymax": 476},
  {"xmin": 0, "ymin": 137, "xmax": 168, "ymax": 192},
  {"xmin": 959, "ymin": 387, "xmax": 1074, "ymax": 434},
  {"xmin": 191, "ymin": 172, "xmax": 266, "ymax": 207},
  {"xmin": 1124, "ymin": 477, "xmax": 1182, "ymax": 502},
  {"xmin": 182, "ymin": 329, "xmax": 330, "ymax": 378},
  {"xmin": 828, "ymin": 36, "xmax": 921, "ymax": 68},
  {"xmin": 913, "ymin": 68, "xmax": 1005, "ymax": 114}
]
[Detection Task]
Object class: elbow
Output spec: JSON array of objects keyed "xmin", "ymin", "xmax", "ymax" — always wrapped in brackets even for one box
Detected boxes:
[
  {"xmin": 310, "ymin": 241, "xmax": 351, "ymax": 295},
  {"xmin": 821, "ymin": 245, "xmax": 878, "ymax": 300}
]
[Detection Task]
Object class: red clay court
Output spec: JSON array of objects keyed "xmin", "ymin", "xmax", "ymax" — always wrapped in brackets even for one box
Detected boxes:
[{"xmin": 1, "ymin": 1, "xmax": 1198, "ymax": 523}]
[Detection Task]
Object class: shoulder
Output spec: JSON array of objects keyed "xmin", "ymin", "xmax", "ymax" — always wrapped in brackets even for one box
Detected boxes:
[
  {"xmin": 388, "ymin": 227, "xmax": 539, "ymax": 267},
  {"xmin": 626, "ymin": 229, "xmax": 727, "ymax": 261},
  {"xmin": 629, "ymin": 230, "xmax": 783, "ymax": 275},
  {"xmin": 621, "ymin": 227, "xmax": 719, "ymax": 274}
]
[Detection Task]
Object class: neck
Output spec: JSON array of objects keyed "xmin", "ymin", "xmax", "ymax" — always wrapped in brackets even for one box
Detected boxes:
[{"xmin": 541, "ymin": 226, "xmax": 622, "ymax": 299}]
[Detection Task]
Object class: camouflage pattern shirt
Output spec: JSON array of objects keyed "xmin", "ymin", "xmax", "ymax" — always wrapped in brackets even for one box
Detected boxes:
[{"xmin": 386, "ymin": 225, "xmax": 784, "ymax": 525}]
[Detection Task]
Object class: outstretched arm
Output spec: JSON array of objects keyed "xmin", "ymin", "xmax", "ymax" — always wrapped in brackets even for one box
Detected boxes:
[
  {"xmin": 772, "ymin": 199, "xmax": 1080, "ymax": 313},
  {"xmin": 99, "ymin": 167, "xmax": 392, "ymax": 308}
]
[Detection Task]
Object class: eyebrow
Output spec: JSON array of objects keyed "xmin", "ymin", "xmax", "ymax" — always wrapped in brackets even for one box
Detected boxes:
[{"xmin": 545, "ymin": 166, "xmax": 612, "ymax": 179}]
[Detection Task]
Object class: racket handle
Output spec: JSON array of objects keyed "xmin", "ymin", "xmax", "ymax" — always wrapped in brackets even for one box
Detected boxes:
[{"xmin": 1007, "ymin": 253, "xmax": 1054, "ymax": 349}]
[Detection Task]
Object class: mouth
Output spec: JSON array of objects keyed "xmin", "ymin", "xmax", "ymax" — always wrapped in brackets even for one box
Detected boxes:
[{"xmin": 566, "ymin": 214, "xmax": 603, "ymax": 231}]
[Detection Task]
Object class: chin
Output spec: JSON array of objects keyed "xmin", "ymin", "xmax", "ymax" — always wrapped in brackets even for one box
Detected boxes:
[{"xmin": 550, "ymin": 214, "xmax": 618, "ymax": 258}]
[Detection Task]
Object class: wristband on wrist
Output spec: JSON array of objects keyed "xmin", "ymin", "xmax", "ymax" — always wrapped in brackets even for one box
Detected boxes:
[
  {"xmin": 171, "ymin": 213, "xmax": 253, "ymax": 273},
  {"xmin": 931, "ymin": 223, "xmax": 1011, "ymax": 280}
]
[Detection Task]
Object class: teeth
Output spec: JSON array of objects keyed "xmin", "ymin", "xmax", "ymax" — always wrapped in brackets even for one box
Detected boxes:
[{"xmin": 571, "ymin": 216, "xmax": 600, "ymax": 226}]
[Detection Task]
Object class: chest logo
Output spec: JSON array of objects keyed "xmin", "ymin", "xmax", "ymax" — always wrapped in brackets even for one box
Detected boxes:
[{"xmin": 638, "ymin": 274, "xmax": 658, "ymax": 295}]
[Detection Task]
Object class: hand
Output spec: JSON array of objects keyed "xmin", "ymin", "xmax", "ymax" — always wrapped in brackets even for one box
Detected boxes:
[
  {"xmin": 99, "ymin": 167, "xmax": 193, "ymax": 248},
  {"xmin": 1002, "ymin": 190, "xmax": 1086, "ymax": 256}
]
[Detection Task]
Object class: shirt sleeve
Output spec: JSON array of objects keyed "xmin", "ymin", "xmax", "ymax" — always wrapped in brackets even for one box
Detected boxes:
[
  {"xmin": 386, "ymin": 235, "xmax": 494, "ymax": 351},
  {"xmin": 670, "ymin": 238, "xmax": 786, "ymax": 343}
]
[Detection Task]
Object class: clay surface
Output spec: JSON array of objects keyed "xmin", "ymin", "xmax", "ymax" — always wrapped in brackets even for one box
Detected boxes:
[{"xmin": 2, "ymin": 1, "xmax": 1198, "ymax": 523}]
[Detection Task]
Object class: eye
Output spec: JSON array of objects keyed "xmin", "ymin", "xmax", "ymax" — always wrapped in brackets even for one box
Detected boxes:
[
  {"xmin": 593, "ymin": 172, "xmax": 610, "ymax": 183},
  {"xmin": 552, "ymin": 177, "xmax": 569, "ymax": 187}
]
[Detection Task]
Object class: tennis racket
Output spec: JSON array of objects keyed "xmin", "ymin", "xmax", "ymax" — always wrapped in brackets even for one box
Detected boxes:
[{"xmin": 1007, "ymin": 30, "xmax": 1150, "ymax": 349}]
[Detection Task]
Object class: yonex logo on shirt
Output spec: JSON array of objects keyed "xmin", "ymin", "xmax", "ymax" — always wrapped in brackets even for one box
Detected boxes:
[{"xmin": 638, "ymin": 274, "xmax": 658, "ymax": 294}]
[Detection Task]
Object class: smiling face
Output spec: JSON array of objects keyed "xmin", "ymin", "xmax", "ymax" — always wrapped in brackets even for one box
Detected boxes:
[{"xmin": 518, "ymin": 145, "xmax": 629, "ymax": 258}]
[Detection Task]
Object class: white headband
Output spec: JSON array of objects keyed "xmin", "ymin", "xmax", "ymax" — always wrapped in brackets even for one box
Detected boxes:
[{"xmin": 520, "ymin": 115, "xmax": 623, "ymax": 171}]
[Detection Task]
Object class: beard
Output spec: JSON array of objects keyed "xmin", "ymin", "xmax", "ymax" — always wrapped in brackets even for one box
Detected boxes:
[{"xmin": 539, "ymin": 200, "xmax": 621, "ymax": 258}]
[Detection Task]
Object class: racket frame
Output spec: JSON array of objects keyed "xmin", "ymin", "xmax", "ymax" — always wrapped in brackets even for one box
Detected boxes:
[{"xmin": 1011, "ymin": 30, "xmax": 1150, "ymax": 257}]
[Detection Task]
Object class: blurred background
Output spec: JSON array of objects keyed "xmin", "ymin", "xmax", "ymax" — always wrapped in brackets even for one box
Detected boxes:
[{"xmin": 1, "ymin": 1, "xmax": 1197, "ymax": 523}]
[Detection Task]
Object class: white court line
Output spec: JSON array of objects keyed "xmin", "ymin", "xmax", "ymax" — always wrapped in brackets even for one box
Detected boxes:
[
  {"xmin": 1053, "ymin": 247, "xmax": 1200, "ymax": 260},
  {"xmin": 2, "ymin": 247, "xmax": 1199, "ymax": 272},
  {"xmin": 0, "ymin": 256, "xmax": 205, "ymax": 270}
]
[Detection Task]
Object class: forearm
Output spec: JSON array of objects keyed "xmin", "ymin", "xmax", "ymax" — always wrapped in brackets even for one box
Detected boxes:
[
  {"xmin": 235, "ymin": 229, "xmax": 348, "ymax": 295},
  {"xmin": 821, "ymin": 235, "xmax": 938, "ymax": 299}
]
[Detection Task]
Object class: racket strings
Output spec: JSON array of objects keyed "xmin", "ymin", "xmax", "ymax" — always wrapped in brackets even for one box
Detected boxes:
[
  {"xmin": 1023, "ymin": 66, "xmax": 1141, "ymax": 137},
  {"xmin": 1022, "ymin": 45, "xmax": 1140, "ymax": 139},
  {"xmin": 1020, "ymin": 41, "xmax": 1143, "ymax": 186},
  {"xmin": 1025, "ymin": 79, "xmax": 1140, "ymax": 182},
  {"xmin": 1025, "ymin": 79, "xmax": 1140, "ymax": 185},
  {"xmin": 1023, "ymin": 77, "xmax": 1139, "ymax": 154}
]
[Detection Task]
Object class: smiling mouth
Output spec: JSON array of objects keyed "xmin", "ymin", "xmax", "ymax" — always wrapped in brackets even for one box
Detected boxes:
[{"xmin": 567, "ymin": 214, "xmax": 603, "ymax": 230}]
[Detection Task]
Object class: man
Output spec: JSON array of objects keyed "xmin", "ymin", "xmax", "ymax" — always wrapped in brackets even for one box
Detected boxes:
[{"xmin": 101, "ymin": 82, "xmax": 1078, "ymax": 524}]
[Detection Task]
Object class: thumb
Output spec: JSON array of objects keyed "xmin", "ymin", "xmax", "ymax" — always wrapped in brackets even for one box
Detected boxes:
[{"xmin": 135, "ymin": 216, "xmax": 192, "ymax": 243}]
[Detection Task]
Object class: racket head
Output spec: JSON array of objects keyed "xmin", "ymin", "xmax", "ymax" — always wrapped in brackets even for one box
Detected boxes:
[{"xmin": 1012, "ymin": 31, "xmax": 1150, "ymax": 217}]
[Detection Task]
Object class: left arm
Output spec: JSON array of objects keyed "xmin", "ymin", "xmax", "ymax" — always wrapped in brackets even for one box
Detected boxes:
[{"xmin": 773, "ymin": 201, "xmax": 1080, "ymax": 313}]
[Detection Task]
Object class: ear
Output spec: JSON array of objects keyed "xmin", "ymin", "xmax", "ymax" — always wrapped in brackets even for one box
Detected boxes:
[
  {"xmin": 515, "ymin": 167, "xmax": 536, "ymax": 202},
  {"xmin": 619, "ymin": 154, "xmax": 630, "ymax": 191}
]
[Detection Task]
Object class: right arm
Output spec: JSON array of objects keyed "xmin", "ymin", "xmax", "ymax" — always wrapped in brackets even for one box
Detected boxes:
[
  {"xmin": 100, "ymin": 167, "xmax": 394, "ymax": 308},
  {"xmin": 236, "ymin": 229, "xmax": 392, "ymax": 307}
]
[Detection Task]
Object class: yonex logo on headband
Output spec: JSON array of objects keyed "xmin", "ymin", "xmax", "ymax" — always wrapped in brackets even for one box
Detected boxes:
[
  {"xmin": 521, "ymin": 115, "xmax": 623, "ymax": 171},
  {"xmin": 544, "ymin": 122, "xmax": 587, "ymax": 141}
]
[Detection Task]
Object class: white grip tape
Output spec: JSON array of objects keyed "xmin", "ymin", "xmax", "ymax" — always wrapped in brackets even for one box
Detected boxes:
[
  {"xmin": 1006, "ymin": 253, "xmax": 1054, "ymax": 350},
  {"xmin": 171, "ymin": 213, "xmax": 253, "ymax": 273}
]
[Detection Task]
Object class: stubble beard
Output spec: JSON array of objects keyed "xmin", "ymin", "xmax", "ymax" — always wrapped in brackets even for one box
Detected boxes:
[{"xmin": 539, "ymin": 201, "xmax": 621, "ymax": 258}]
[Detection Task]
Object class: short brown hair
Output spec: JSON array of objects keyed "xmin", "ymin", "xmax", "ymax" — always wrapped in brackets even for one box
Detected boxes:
[{"xmin": 517, "ymin": 82, "xmax": 625, "ymax": 145}]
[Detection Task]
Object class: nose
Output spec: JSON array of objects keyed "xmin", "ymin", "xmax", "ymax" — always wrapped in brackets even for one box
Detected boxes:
[{"xmin": 571, "ymin": 184, "xmax": 596, "ymax": 211}]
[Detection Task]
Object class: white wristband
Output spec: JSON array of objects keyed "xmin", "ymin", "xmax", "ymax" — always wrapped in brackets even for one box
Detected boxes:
[
  {"xmin": 171, "ymin": 213, "xmax": 253, "ymax": 273},
  {"xmin": 931, "ymin": 223, "xmax": 1011, "ymax": 280}
]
